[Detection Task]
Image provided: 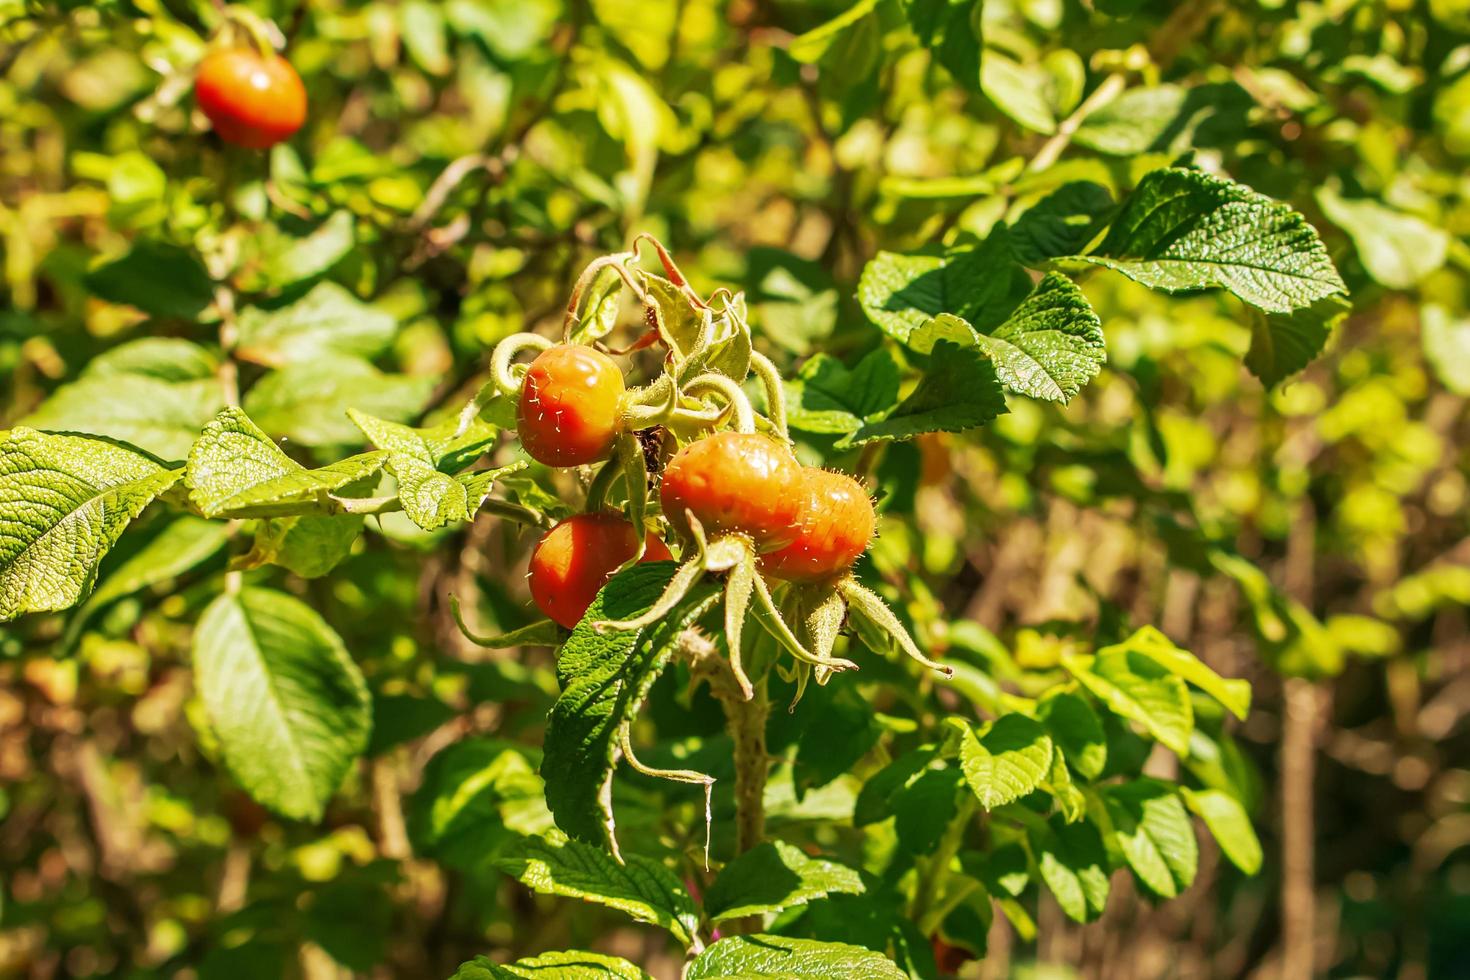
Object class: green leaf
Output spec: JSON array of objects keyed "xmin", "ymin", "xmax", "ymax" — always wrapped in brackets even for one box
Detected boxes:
[
  {"xmin": 84, "ymin": 515, "xmax": 230, "ymax": 610},
  {"xmin": 981, "ymin": 53, "xmax": 1056, "ymax": 134},
  {"xmin": 236, "ymin": 282, "xmax": 398, "ymax": 367},
  {"xmin": 1009, "ymin": 182, "xmax": 1114, "ymax": 265},
  {"xmin": 857, "ymin": 237, "xmax": 1033, "ymax": 347},
  {"xmin": 541, "ymin": 562, "xmax": 718, "ymax": 853},
  {"xmin": 891, "ymin": 768, "xmax": 966, "ymax": 857},
  {"xmin": 0, "ymin": 428, "xmax": 181, "ymax": 622},
  {"xmin": 1077, "ymin": 167, "xmax": 1346, "ymax": 314},
  {"xmin": 497, "ymin": 835, "xmax": 698, "ymax": 946},
  {"xmin": 187, "ymin": 408, "xmax": 388, "ymax": 518},
  {"xmin": 243, "ymin": 357, "xmax": 436, "ymax": 447},
  {"xmin": 705, "ymin": 840, "xmax": 865, "ymax": 922},
  {"xmin": 1102, "ymin": 779, "xmax": 1198, "ymax": 898},
  {"xmin": 1247, "ymin": 294, "xmax": 1349, "ymax": 387},
  {"xmin": 401, "ymin": 0, "xmax": 451, "ymax": 75},
  {"xmin": 347, "ymin": 408, "xmax": 499, "ymax": 472},
  {"xmin": 840, "ymin": 341, "xmax": 1008, "ymax": 447},
  {"xmin": 248, "ymin": 514, "xmax": 363, "ymax": 578},
  {"xmin": 83, "ymin": 337, "xmax": 220, "ymax": 382},
  {"xmin": 22, "ymin": 374, "xmax": 224, "ymax": 463},
  {"xmin": 955, "ymin": 713, "xmax": 1054, "ymax": 810},
  {"xmin": 687, "ymin": 935, "xmax": 906, "ymax": 980},
  {"xmin": 444, "ymin": 0, "xmax": 558, "ymax": 61},
  {"xmin": 1073, "ymin": 84, "xmax": 1190, "ymax": 156},
  {"xmin": 1181, "ymin": 787, "xmax": 1262, "ymax": 875},
  {"xmin": 261, "ymin": 211, "xmax": 356, "ymax": 287},
  {"xmin": 390, "ymin": 457, "xmax": 528, "ymax": 531},
  {"xmin": 568, "ymin": 264, "xmax": 627, "ymax": 346},
  {"xmin": 785, "ymin": 349, "xmax": 901, "ymax": 435},
  {"xmin": 1102, "ymin": 626, "xmax": 1251, "ymax": 720},
  {"xmin": 1037, "ymin": 691, "xmax": 1107, "ymax": 780},
  {"xmin": 83, "ymin": 240, "xmax": 215, "ymax": 319},
  {"xmin": 1316, "ymin": 187, "xmax": 1449, "ymax": 290},
  {"xmin": 192, "ymin": 587, "xmax": 371, "ymax": 821},
  {"xmin": 1422, "ymin": 304, "xmax": 1470, "ymax": 396},
  {"xmin": 905, "ymin": 0, "xmax": 982, "ymax": 90},
  {"xmin": 409, "ymin": 739, "xmax": 553, "ymax": 872},
  {"xmin": 968, "ymin": 274, "xmax": 1105, "ymax": 403},
  {"xmin": 788, "ymin": 0, "xmax": 881, "ymax": 63},
  {"xmin": 449, "ymin": 951, "xmax": 651, "ymax": 980},
  {"xmin": 1032, "ymin": 815, "xmax": 1110, "ymax": 922},
  {"xmin": 1064, "ymin": 648, "xmax": 1194, "ymax": 756}
]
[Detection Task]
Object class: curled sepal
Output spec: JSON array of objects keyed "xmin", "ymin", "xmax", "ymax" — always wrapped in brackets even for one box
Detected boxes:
[
  {"xmin": 753, "ymin": 572, "xmax": 857, "ymax": 675},
  {"xmin": 682, "ymin": 373, "xmax": 756, "ymax": 434},
  {"xmin": 622, "ymin": 373, "xmax": 679, "ymax": 430},
  {"xmin": 490, "ymin": 332, "xmax": 554, "ymax": 398},
  {"xmin": 723, "ymin": 553, "xmax": 758, "ymax": 701},
  {"xmin": 749, "ymin": 350, "xmax": 790, "ymax": 443},
  {"xmin": 617, "ymin": 722, "xmax": 717, "ymax": 869},
  {"xmin": 594, "ymin": 557, "xmax": 705, "ymax": 633},
  {"xmin": 448, "ymin": 594, "xmax": 562, "ymax": 648},
  {"xmin": 838, "ymin": 577, "xmax": 954, "ymax": 678}
]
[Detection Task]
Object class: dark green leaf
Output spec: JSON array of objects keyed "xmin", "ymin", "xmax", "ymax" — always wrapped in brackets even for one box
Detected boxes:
[
  {"xmin": 1078, "ymin": 167, "xmax": 1347, "ymax": 314},
  {"xmin": 84, "ymin": 241, "xmax": 214, "ymax": 319},
  {"xmin": 541, "ymin": 562, "xmax": 718, "ymax": 853},
  {"xmin": 841, "ymin": 341, "xmax": 1008, "ymax": 447},
  {"xmin": 410, "ymin": 739, "xmax": 552, "ymax": 871},
  {"xmin": 1247, "ymin": 294, "xmax": 1349, "ymax": 387},
  {"xmin": 705, "ymin": 840, "xmax": 865, "ymax": 921}
]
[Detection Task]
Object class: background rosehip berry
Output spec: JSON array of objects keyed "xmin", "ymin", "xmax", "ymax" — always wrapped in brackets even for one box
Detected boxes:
[
  {"xmin": 528, "ymin": 513, "xmax": 672, "ymax": 629},
  {"xmin": 761, "ymin": 467, "xmax": 875, "ymax": 582},
  {"xmin": 659, "ymin": 432, "xmax": 803, "ymax": 551},
  {"xmin": 517, "ymin": 345, "xmax": 626, "ymax": 467},
  {"xmin": 195, "ymin": 47, "xmax": 307, "ymax": 149}
]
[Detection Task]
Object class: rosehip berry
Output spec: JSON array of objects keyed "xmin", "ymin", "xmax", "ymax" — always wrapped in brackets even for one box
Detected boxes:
[
  {"xmin": 517, "ymin": 345, "xmax": 626, "ymax": 467},
  {"xmin": 195, "ymin": 47, "xmax": 307, "ymax": 149},
  {"xmin": 528, "ymin": 513, "xmax": 673, "ymax": 629},
  {"xmin": 659, "ymin": 432, "xmax": 803, "ymax": 551},
  {"xmin": 761, "ymin": 467, "xmax": 875, "ymax": 583}
]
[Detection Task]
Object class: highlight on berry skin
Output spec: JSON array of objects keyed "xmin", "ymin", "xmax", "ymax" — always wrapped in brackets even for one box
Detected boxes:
[
  {"xmin": 528, "ymin": 513, "xmax": 671, "ymax": 629},
  {"xmin": 516, "ymin": 345, "xmax": 626, "ymax": 467},
  {"xmin": 659, "ymin": 431, "xmax": 805, "ymax": 552},
  {"xmin": 761, "ymin": 468, "xmax": 876, "ymax": 583}
]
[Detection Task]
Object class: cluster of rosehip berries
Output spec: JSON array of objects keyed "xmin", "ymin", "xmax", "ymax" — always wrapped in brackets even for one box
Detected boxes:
[
  {"xmin": 516, "ymin": 343, "xmax": 875, "ymax": 631},
  {"xmin": 489, "ymin": 246, "xmax": 951, "ymax": 701}
]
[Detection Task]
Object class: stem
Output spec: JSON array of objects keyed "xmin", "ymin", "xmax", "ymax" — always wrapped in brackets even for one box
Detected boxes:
[
  {"xmin": 722, "ymin": 677, "xmax": 769, "ymax": 860},
  {"xmin": 1026, "ymin": 73, "xmax": 1125, "ymax": 174},
  {"xmin": 216, "ymin": 283, "xmax": 243, "ymax": 596}
]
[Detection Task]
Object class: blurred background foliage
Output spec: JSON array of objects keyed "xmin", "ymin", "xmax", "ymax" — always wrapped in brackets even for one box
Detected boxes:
[{"xmin": 1, "ymin": 0, "xmax": 1468, "ymax": 977}]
